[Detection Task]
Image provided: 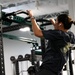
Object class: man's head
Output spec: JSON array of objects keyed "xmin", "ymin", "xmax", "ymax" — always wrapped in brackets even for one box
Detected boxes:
[{"xmin": 57, "ymin": 14, "xmax": 73, "ymax": 30}]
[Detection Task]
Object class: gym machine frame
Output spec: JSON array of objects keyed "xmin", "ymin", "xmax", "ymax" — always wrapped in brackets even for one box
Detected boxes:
[{"xmin": 0, "ymin": 5, "xmax": 5, "ymax": 75}]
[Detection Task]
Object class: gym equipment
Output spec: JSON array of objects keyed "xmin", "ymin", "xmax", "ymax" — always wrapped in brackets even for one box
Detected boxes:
[
  {"xmin": 25, "ymin": 54, "xmax": 31, "ymax": 60},
  {"xmin": 0, "ymin": 9, "xmax": 68, "ymax": 33},
  {"xmin": 0, "ymin": 5, "xmax": 5, "ymax": 75},
  {"xmin": 0, "ymin": 5, "xmax": 74, "ymax": 75},
  {"xmin": 27, "ymin": 66, "xmax": 36, "ymax": 75},
  {"xmin": 3, "ymin": 33, "xmax": 37, "ymax": 43},
  {"xmin": 0, "ymin": 5, "xmax": 2, "ymax": 19},
  {"xmin": 68, "ymin": 48, "xmax": 74, "ymax": 75},
  {"xmin": 18, "ymin": 55, "xmax": 23, "ymax": 60},
  {"xmin": 10, "ymin": 41, "xmax": 42, "ymax": 75},
  {"xmin": 10, "ymin": 56, "xmax": 16, "ymax": 62}
]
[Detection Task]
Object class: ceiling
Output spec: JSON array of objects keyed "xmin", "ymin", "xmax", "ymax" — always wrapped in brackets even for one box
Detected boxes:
[
  {"xmin": 0, "ymin": 0, "xmax": 68, "ymax": 43},
  {"xmin": 0, "ymin": 0, "xmax": 67, "ymax": 8}
]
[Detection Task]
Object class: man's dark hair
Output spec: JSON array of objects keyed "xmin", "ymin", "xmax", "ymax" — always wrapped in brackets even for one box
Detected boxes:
[{"xmin": 57, "ymin": 14, "xmax": 73, "ymax": 29}]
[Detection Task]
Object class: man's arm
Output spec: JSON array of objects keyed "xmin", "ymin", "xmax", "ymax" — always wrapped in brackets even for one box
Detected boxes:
[
  {"xmin": 27, "ymin": 10, "xmax": 43, "ymax": 37},
  {"xmin": 27, "ymin": 10, "xmax": 56, "ymax": 37}
]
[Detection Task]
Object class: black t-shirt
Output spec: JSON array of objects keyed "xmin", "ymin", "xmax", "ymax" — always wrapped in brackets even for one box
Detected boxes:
[{"xmin": 40, "ymin": 29, "xmax": 75, "ymax": 73}]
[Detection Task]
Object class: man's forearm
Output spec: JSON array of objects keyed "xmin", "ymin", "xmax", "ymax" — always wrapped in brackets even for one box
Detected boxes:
[{"xmin": 31, "ymin": 18, "xmax": 43, "ymax": 37}]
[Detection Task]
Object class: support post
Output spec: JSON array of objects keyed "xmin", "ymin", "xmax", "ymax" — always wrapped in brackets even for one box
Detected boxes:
[
  {"xmin": 69, "ymin": 49, "xmax": 73, "ymax": 75},
  {"xmin": 0, "ymin": 5, "xmax": 5, "ymax": 75}
]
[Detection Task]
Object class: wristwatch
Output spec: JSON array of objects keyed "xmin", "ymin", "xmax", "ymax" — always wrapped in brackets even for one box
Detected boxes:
[{"xmin": 30, "ymin": 16, "xmax": 35, "ymax": 19}]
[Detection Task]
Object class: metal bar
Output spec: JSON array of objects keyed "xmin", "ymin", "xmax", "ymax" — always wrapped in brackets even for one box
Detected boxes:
[
  {"xmin": 15, "ymin": 61, "xmax": 19, "ymax": 75},
  {"xmin": 69, "ymin": 49, "xmax": 74, "ymax": 75},
  {"xmin": 2, "ymin": 23, "xmax": 31, "ymax": 33},
  {"xmin": 0, "ymin": 5, "xmax": 5, "ymax": 75},
  {"xmin": 40, "ymin": 26, "xmax": 46, "ymax": 59},
  {"xmin": 40, "ymin": 38, "xmax": 46, "ymax": 59},
  {"xmin": 31, "ymin": 50, "xmax": 35, "ymax": 65},
  {"xmin": 3, "ymin": 33, "xmax": 37, "ymax": 43}
]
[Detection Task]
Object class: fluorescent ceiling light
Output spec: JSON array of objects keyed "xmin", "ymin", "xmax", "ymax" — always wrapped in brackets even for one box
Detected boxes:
[{"xmin": 19, "ymin": 27, "xmax": 30, "ymax": 32}]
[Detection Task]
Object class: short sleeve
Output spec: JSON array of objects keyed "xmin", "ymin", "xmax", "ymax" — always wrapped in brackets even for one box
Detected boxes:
[{"xmin": 42, "ymin": 29, "xmax": 62, "ymax": 40}]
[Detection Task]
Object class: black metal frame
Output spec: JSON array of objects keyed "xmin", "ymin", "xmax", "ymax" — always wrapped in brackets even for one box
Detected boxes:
[
  {"xmin": 0, "ymin": 5, "xmax": 5, "ymax": 75},
  {"xmin": 69, "ymin": 48, "xmax": 74, "ymax": 75}
]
